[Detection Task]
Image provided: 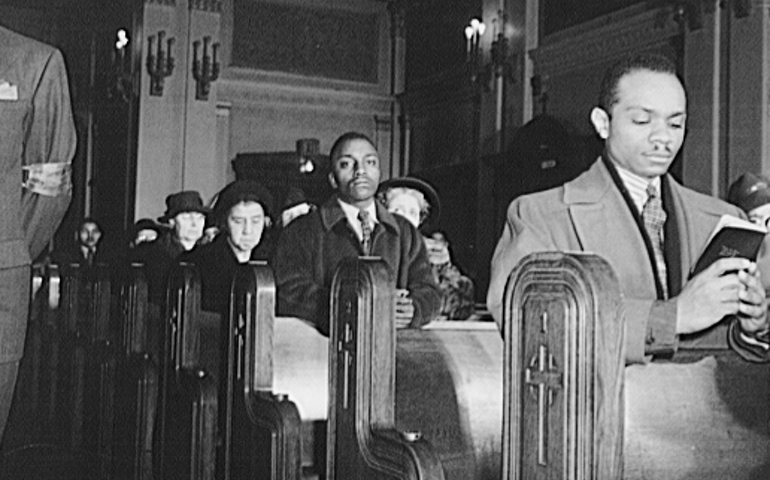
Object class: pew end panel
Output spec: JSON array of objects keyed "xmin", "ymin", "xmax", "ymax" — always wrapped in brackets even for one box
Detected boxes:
[
  {"xmin": 220, "ymin": 262, "xmax": 302, "ymax": 480},
  {"xmin": 503, "ymin": 252, "xmax": 624, "ymax": 479},
  {"xmin": 326, "ymin": 257, "xmax": 446, "ymax": 480},
  {"xmin": 155, "ymin": 262, "xmax": 218, "ymax": 480}
]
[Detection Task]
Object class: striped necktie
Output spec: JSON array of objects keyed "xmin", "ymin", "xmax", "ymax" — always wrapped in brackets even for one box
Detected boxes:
[
  {"xmin": 358, "ymin": 210, "xmax": 372, "ymax": 256},
  {"xmin": 642, "ymin": 183, "xmax": 668, "ymax": 298}
]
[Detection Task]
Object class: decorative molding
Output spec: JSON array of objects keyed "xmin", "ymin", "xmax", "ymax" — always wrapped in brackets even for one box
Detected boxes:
[
  {"xmin": 530, "ymin": 7, "xmax": 680, "ymax": 78},
  {"xmin": 145, "ymin": 0, "xmax": 175, "ymax": 6},
  {"xmin": 388, "ymin": 0, "xmax": 406, "ymax": 39},
  {"xmin": 189, "ymin": 0, "xmax": 222, "ymax": 13}
]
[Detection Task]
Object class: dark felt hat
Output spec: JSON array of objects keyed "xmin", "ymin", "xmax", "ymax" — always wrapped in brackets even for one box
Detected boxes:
[
  {"xmin": 282, "ymin": 187, "xmax": 310, "ymax": 211},
  {"xmin": 212, "ymin": 180, "xmax": 275, "ymax": 224},
  {"xmin": 728, "ymin": 173, "xmax": 770, "ymax": 213},
  {"xmin": 158, "ymin": 191, "xmax": 210, "ymax": 223},
  {"xmin": 378, "ymin": 176, "xmax": 441, "ymax": 231},
  {"xmin": 133, "ymin": 218, "xmax": 163, "ymax": 235}
]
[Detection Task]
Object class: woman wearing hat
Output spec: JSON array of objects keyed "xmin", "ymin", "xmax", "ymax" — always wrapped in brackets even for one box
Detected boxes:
[
  {"xmin": 181, "ymin": 180, "xmax": 275, "ymax": 314},
  {"xmin": 141, "ymin": 190, "xmax": 211, "ymax": 305},
  {"xmin": 378, "ymin": 177, "xmax": 476, "ymax": 320}
]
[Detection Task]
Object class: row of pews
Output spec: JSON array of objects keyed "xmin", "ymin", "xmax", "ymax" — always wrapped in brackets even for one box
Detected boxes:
[{"xmin": 2, "ymin": 253, "xmax": 769, "ymax": 479}]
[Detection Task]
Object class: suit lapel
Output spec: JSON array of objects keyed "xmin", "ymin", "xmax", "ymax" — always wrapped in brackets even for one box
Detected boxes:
[
  {"xmin": 668, "ymin": 180, "xmax": 723, "ymax": 279},
  {"xmin": 0, "ymin": 29, "xmax": 23, "ymax": 81}
]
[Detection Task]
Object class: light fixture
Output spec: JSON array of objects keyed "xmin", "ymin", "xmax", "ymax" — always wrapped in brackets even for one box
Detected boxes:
[
  {"xmin": 465, "ymin": 11, "xmax": 517, "ymax": 91},
  {"xmin": 109, "ymin": 28, "xmax": 133, "ymax": 103},
  {"xmin": 296, "ymin": 139, "xmax": 319, "ymax": 174},
  {"xmin": 192, "ymin": 36, "xmax": 220, "ymax": 101},
  {"xmin": 464, "ymin": 17, "xmax": 486, "ymax": 86},
  {"xmin": 146, "ymin": 30, "xmax": 175, "ymax": 97}
]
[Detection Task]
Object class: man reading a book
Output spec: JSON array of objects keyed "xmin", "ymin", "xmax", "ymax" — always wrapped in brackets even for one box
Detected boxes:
[{"xmin": 487, "ymin": 53, "xmax": 769, "ymax": 363}]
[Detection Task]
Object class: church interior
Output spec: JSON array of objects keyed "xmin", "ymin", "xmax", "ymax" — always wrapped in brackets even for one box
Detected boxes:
[{"xmin": 1, "ymin": 0, "xmax": 769, "ymax": 478}]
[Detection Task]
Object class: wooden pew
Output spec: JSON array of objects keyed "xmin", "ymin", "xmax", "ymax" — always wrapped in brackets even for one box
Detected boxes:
[
  {"xmin": 154, "ymin": 262, "xmax": 217, "ymax": 480},
  {"xmin": 112, "ymin": 263, "xmax": 159, "ymax": 480},
  {"xmin": 326, "ymin": 257, "xmax": 445, "ymax": 479},
  {"xmin": 503, "ymin": 252, "xmax": 770, "ymax": 479},
  {"xmin": 218, "ymin": 261, "xmax": 302, "ymax": 480},
  {"xmin": 266, "ymin": 306, "xmax": 504, "ymax": 479},
  {"xmin": 3, "ymin": 263, "xmax": 118, "ymax": 478}
]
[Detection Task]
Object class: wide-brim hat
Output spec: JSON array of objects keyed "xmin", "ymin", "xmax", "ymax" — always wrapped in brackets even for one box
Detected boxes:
[
  {"xmin": 378, "ymin": 176, "xmax": 441, "ymax": 232},
  {"xmin": 728, "ymin": 173, "xmax": 770, "ymax": 213},
  {"xmin": 212, "ymin": 180, "xmax": 275, "ymax": 224},
  {"xmin": 157, "ymin": 190, "xmax": 211, "ymax": 223}
]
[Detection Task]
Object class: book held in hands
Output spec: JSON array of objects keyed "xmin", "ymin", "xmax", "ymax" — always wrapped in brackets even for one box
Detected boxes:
[{"xmin": 690, "ymin": 214, "xmax": 767, "ymax": 277}]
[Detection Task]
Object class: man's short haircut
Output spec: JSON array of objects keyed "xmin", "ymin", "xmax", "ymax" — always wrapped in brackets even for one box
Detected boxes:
[
  {"xmin": 598, "ymin": 53, "xmax": 680, "ymax": 112},
  {"xmin": 328, "ymin": 131, "xmax": 376, "ymax": 169}
]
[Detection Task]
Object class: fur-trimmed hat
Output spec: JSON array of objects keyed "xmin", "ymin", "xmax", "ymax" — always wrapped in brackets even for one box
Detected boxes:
[
  {"xmin": 158, "ymin": 191, "xmax": 210, "ymax": 223},
  {"xmin": 728, "ymin": 173, "xmax": 770, "ymax": 213}
]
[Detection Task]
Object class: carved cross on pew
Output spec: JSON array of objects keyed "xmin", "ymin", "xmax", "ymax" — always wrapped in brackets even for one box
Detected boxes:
[
  {"xmin": 524, "ymin": 311, "xmax": 563, "ymax": 467},
  {"xmin": 337, "ymin": 298, "xmax": 356, "ymax": 410}
]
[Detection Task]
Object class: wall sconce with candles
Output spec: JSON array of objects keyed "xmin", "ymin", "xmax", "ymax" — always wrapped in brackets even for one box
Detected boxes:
[
  {"xmin": 192, "ymin": 36, "xmax": 220, "ymax": 101},
  {"xmin": 464, "ymin": 18, "xmax": 486, "ymax": 87},
  {"xmin": 465, "ymin": 12, "xmax": 517, "ymax": 91},
  {"xmin": 109, "ymin": 28, "xmax": 133, "ymax": 103},
  {"xmin": 146, "ymin": 31, "xmax": 175, "ymax": 97}
]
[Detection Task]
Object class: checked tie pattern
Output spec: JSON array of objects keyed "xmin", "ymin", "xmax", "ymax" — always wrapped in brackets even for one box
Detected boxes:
[
  {"xmin": 358, "ymin": 210, "xmax": 372, "ymax": 256},
  {"xmin": 642, "ymin": 183, "xmax": 668, "ymax": 299}
]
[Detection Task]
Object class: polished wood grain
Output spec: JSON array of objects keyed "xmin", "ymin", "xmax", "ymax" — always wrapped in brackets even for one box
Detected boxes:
[
  {"xmin": 219, "ymin": 261, "xmax": 302, "ymax": 480},
  {"xmin": 503, "ymin": 252, "xmax": 624, "ymax": 479},
  {"xmin": 326, "ymin": 257, "xmax": 445, "ymax": 480}
]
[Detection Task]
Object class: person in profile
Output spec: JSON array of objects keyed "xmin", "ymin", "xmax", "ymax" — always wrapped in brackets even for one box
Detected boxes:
[
  {"xmin": 487, "ymin": 53, "xmax": 769, "ymax": 363},
  {"xmin": 181, "ymin": 180, "xmax": 275, "ymax": 314},
  {"xmin": 378, "ymin": 177, "xmax": 476, "ymax": 320},
  {"xmin": 0, "ymin": 25, "xmax": 77, "ymax": 442},
  {"xmin": 272, "ymin": 132, "xmax": 440, "ymax": 335}
]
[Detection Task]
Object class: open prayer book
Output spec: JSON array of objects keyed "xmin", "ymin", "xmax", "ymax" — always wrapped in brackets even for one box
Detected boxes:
[{"xmin": 690, "ymin": 214, "xmax": 767, "ymax": 277}]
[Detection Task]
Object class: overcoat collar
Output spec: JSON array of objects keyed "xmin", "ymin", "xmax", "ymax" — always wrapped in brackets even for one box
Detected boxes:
[
  {"xmin": 562, "ymin": 157, "xmax": 722, "ymax": 289},
  {"xmin": 319, "ymin": 195, "xmax": 402, "ymax": 236}
]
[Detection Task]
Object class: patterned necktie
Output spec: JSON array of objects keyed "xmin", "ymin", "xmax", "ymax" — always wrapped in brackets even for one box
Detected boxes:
[
  {"xmin": 358, "ymin": 210, "xmax": 372, "ymax": 255},
  {"xmin": 642, "ymin": 183, "xmax": 668, "ymax": 298}
]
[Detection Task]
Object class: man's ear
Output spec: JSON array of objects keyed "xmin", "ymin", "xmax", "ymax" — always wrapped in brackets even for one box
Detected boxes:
[
  {"xmin": 328, "ymin": 171, "xmax": 338, "ymax": 189},
  {"xmin": 590, "ymin": 107, "xmax": 610, "ymax": 140}
]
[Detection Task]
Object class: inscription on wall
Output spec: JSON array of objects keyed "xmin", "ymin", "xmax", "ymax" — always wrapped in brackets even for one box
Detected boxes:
[{"xmin": 232, "ymin": 0, "xmax": 379, "ymax": 83}]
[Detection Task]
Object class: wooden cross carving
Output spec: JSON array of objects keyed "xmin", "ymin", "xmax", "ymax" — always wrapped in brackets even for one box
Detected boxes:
[
  {"xmin": 524, "ymin": 311, "xmax": 563, "ymax": 466},
  {"xmin": 337, "ymin": 299, "xmax": 356, "ymax": 410}
]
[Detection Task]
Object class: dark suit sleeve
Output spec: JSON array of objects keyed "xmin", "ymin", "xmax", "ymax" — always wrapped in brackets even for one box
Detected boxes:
[
  {"xmin": 402, "ymin": 225, "xmax": 441, "ymax": 328},
  {"xmin": 20, "ymin": 48, "xmax": 76, "ymax": 259},
  {"xmin": 272, "ymin": 221, "xmax": 330, "ymax": 334}
]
